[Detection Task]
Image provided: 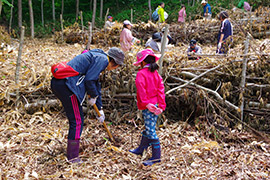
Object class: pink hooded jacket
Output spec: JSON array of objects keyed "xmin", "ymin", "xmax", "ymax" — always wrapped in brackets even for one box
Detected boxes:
[
  {"xmin": 120, "ymin": 28, "xmax": 134, "ymax": 52},
  {"xmin": 178, "ymin": 8, "xmax": 186, "ymax": 22},
  {"xmin": 135, "ymin": 67, "xmax": 166, "ymax": 111}
]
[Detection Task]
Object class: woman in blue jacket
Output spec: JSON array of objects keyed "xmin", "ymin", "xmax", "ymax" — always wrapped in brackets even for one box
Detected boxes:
[{"xmin": 51, "ymin": 47, "xmax": 125, "ymax": 163}]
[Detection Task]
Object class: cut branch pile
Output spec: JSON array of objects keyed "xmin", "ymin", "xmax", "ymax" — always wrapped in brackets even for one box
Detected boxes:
[{"xmin": 55, "ymin": 6, "xmax": 269, "ymax": 47}]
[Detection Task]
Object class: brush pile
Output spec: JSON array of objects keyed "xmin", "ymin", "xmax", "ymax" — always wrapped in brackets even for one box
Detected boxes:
[{"xmin": 55, "ymin": 6, "xmax": 269, "ymax": 47}]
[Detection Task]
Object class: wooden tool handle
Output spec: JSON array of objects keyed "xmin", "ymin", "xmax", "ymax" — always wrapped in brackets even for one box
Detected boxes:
[{"xmin": 93, "ymin": 104, "xmax": 115, "ymax": 143}]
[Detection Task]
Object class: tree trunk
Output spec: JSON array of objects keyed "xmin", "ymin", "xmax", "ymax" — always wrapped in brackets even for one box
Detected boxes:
[
  {"xmin": 76, "ymin": 0, "xmax": 79, "ymax": 20},
  {"xmin": 15, "ymin": 26, "xmax": 25, "ymax": 107},
  {"xmin": 61, "ymin": 0, "xmax": 64, "ymax": 16},
  {"xmin": 100, "ymin": 0, "xmax": 103, "ymax": 19},
  {"xmin": 41, "ymin": 0, "xmax": 44, "ymax": 26},
  {"xmin": 9, "ymin": 0, "xmax": 14, "ymax": 33},
  {"xmin": 92, "ymin": 0, "xmax": 96, "ymax": 29},
  {"xmin": 148, "ymin": 0, "xmax": 152, "ymax": 21},
  {"xmin": 28, "ymin": 0, "xmax": 34, "ymax": 39},
  {"xmin": 52, "ymin": 0, "xmax": 55, "ymax": 23},
  {"xmin": 18, "ymin": 0, "xmax": 22, "ymax": 29},
  {"xmin": 0, "ymin": 0, "xmax": 2, "ymax": 16},
  {"xmin": 60, "ymin": 14, "xmax": 64, "ymax": 42}
]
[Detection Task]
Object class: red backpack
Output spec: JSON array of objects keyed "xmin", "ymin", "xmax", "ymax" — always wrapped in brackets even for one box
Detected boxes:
[{"xmin": 51, "ymin": 61, "xmax": 79, "ymax": 79}]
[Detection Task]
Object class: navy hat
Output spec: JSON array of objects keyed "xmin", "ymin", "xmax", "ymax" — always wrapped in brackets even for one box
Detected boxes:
[
  {"xmin": 152, "ymin": 32, "xmax": 162, "ymax": 42},
  {"xmin": 190, "ymin": 39, "xmax": 197, "ymax": 46},
  {"xmin": 108, "ymin": 47, "xmax": 125, "ymax": 65}
]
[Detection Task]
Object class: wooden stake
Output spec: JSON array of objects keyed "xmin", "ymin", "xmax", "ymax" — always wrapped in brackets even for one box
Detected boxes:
[
  {"xmin": 80, "ymin": 11, "xmax": 84, "ymax": 31},
  {"xmin": 239, "ymin": 34, "xmax": 250, "ymax": 121},
  {"xmin": 15, "ymin": 26, "xmax": 25, "ymax": 107},
  {"xmin": 86, "ymin": 22, "xmax": 92, "ymax": 50},
  {"xmin": 131, "ymin": 8, "xmax": 133, "ymax": 24},
  {"xmin": 158, "ymin": 24, "xmax": 169, "ymax": 75}
]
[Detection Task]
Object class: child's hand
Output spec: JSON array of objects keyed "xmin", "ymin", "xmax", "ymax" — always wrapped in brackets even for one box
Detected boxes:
[
  {"xmin": 146, "ymin": 103, "xmax": 157, "ymax": 113},
  {"xmin": 154, "ymin": 108, "xmax": 163, "ymax": 115}
]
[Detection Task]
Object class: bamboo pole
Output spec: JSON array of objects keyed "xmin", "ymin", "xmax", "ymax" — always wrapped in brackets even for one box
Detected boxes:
[
  {"xmin": 158, "ymin": 24, "xmax": 169, "ymax": 75},
  {"xmin": 148, "ymin": 0, "xmax": 152, "ymax": 21},
  {"xmin": 28, "ymin": 0, "xmax": 34, "ymax": 39},
  {"xmin": 239, "ymin": 34, "xmax": 250, "ymax": 121},
  {"xmin": 9, "ymin": 0, "xmax": 14, "ymax": 34},
  {"xmin": 100, "ymin": 0, "xmax": 103, "ymax": 19},
  {"xmin": 170, "ymin": 76, "xmax": 239, "ymax": 111},
  {"xmin": 80, "ymin": 11, "xmax": 84, "ymax": 31},
  {"xmin": 41, "ymin": 0, "xmax": 44, "ymax": 27},
  {"xmin": 166, "ymin": 64, "xmax": 222, "ymax": 94},
  {"xmin": 60, "ymin": 14, "xmax": 64, "ymax": 42},
  {"xmin": 15, "ymin": 26, "xmax": 25, "ymax": 107}
]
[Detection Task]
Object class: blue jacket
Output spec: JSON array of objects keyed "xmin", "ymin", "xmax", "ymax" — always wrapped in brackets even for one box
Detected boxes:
[
  {"xmin": 203, "ymin": 3, "xmax": 212, "ymax": 15},
  {"xmin": 66, "ymin": 49, "xmax": 109, "ymax": 110},
  {"xmin": 217, "ymin": 19, "xmax": 233, "ymax": 44}
]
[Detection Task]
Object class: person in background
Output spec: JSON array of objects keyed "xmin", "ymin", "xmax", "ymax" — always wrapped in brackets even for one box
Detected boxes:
[
  {"xmin": 237, "ymin": 0, "xmax": 251, "ymax": 11},
  {"xmin": 161, "ymin": 27, "xmax": 175, "ymax": 45},
  {"xmin": 178, "ymin": 4, "xmax": 186, "ymax": 24},
  {"xmin": 120, "ymin": 20, "xmax": 140, "ymax": 52},
  {"xmin": 201, "ymin": 0, "xmax": 212, "ymax": 19},
  {"xmin": 51, "ymin": 47, "xmax": 125, "ymax": 163},
  {"xmin": 158, "ymin": 2, "xmax": 166, "ymax": 23},
  {"xmin": 187, "ymin": 39, "xmax": 202, "ymax": 60},
  {"xmin": 104, "ymin": 16, "xmax": 115, "ymax": 30},
  {"xmin": 217, "ymin": 11, "xmax": 233, "ymax": 54},
  {"xmin": 129, "ymin": 49, "xmax": 166, "ymax": 166},
  {"xmin": 145, "ymin": 32, "xmax": 163, "ymax": 53}
]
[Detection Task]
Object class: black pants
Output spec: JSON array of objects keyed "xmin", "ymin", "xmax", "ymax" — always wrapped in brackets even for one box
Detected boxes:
[{"xmin": 51, "ymin": 78, "xmax": 84, "ymax": 140}]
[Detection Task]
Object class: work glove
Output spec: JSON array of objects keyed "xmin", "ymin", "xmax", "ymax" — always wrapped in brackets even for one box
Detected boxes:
[
  {"xmin": 146, "ymin": 103, "xmax": 157, "ymax": 113},
  {"xmin": 154, "ymin": 108, "xmax": 163, "ymax": 115},
  {"xmin": 97, "ymin": 110, "xmax": 105, "ymax": 123},
  {"xmin": 89, "ymin": 96, "xmax": 98, "ymax": 106},
  {"xmin": 218, "ymin": 42, "xmax": 222, "ymax": 50}
]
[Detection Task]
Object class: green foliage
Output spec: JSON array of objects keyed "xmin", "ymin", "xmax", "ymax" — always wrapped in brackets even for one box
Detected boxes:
[
  {"xmin": 1, "ymin": 0, "xmax": 268, "ymax": 37},
  {"xmin": 2, "ymin": 0, "xmax": 13, "ymax": 7}
]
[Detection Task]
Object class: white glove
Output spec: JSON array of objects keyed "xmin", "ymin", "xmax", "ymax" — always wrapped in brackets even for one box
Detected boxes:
[
  {"xmin": 218, "ymin": 42, "xmax": 222, "ymax": 49},
  {"xmin": 89, "ymin": 96, "xmax": 98, "ymax": 106},
  {"xmin": 97, "ymin": 110, "xmax": 105, "ymax": 123}
]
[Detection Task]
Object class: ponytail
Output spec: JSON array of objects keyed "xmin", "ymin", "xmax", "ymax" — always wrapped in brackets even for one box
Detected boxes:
[{"xmin": 144, "ymin": 55, "xmax": 159, "ymax": 72}]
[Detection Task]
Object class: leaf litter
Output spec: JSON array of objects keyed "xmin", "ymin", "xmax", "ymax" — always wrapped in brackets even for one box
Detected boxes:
[{"xmin": 0, "ymin": 35, "xmax": 269, "ymax": 179}]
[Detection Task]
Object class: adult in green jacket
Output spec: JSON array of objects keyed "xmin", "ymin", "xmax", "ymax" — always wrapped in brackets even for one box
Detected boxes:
[{"xmin": 158, "ymin": 2, "xmax": 165, "ymax": 23}]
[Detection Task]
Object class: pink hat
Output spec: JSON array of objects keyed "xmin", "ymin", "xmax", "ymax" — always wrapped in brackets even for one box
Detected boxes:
[{"xmin": 133, "ymin": 49, "xmax": 160, "ymax": 66}]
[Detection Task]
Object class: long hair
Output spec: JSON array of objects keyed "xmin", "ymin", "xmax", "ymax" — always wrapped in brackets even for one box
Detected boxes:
[{"xmin": 144, "ymin": 55, "xmax": 159, "ymax": 72}]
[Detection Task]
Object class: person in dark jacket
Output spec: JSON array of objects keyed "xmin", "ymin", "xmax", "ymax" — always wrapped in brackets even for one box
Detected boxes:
[
  {"xmin": 217, "ymin": 11, "xmax": 233, "ymax": 54},
  {"xmin": 51, "ymin": 47, "xmax": 125, "ymax": 163}
]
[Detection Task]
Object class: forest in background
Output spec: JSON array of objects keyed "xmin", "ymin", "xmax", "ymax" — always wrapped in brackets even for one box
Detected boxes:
[{"xmin": 0, "ymin": 0, "xmax": 269, "ymax": 37}]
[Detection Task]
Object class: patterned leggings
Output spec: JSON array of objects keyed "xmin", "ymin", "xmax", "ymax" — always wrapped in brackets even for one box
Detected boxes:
[{"xmin": 142, "ymin": 109, "xmax": 158, "ymax": 140}]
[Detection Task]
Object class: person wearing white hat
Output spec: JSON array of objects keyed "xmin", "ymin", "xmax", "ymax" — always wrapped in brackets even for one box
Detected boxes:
[
  {"xmin": 201, "ymin": 0, "xmax": 212, "ymax": 19},
  {"xmin": 120, "ymin": 20, "xmax": 140, "ymax": 52}
]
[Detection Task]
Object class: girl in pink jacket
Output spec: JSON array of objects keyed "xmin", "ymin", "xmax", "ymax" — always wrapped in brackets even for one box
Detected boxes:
[
  {"xmin": 120, "ymin": 20, "xmax": 140, "ymax": 52},
  {"xmin": 178, "ymin": 5, "xmax": 186, "ymax": 23},
  {"xmin": 129, "ymin": 49, "xmax": 166, "ymax": 166}
]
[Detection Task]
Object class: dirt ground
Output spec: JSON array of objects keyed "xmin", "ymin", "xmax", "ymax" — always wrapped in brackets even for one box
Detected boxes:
[{"xmin": 0, "ymin": 39, "xmax": 269, "ymax": 179}]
